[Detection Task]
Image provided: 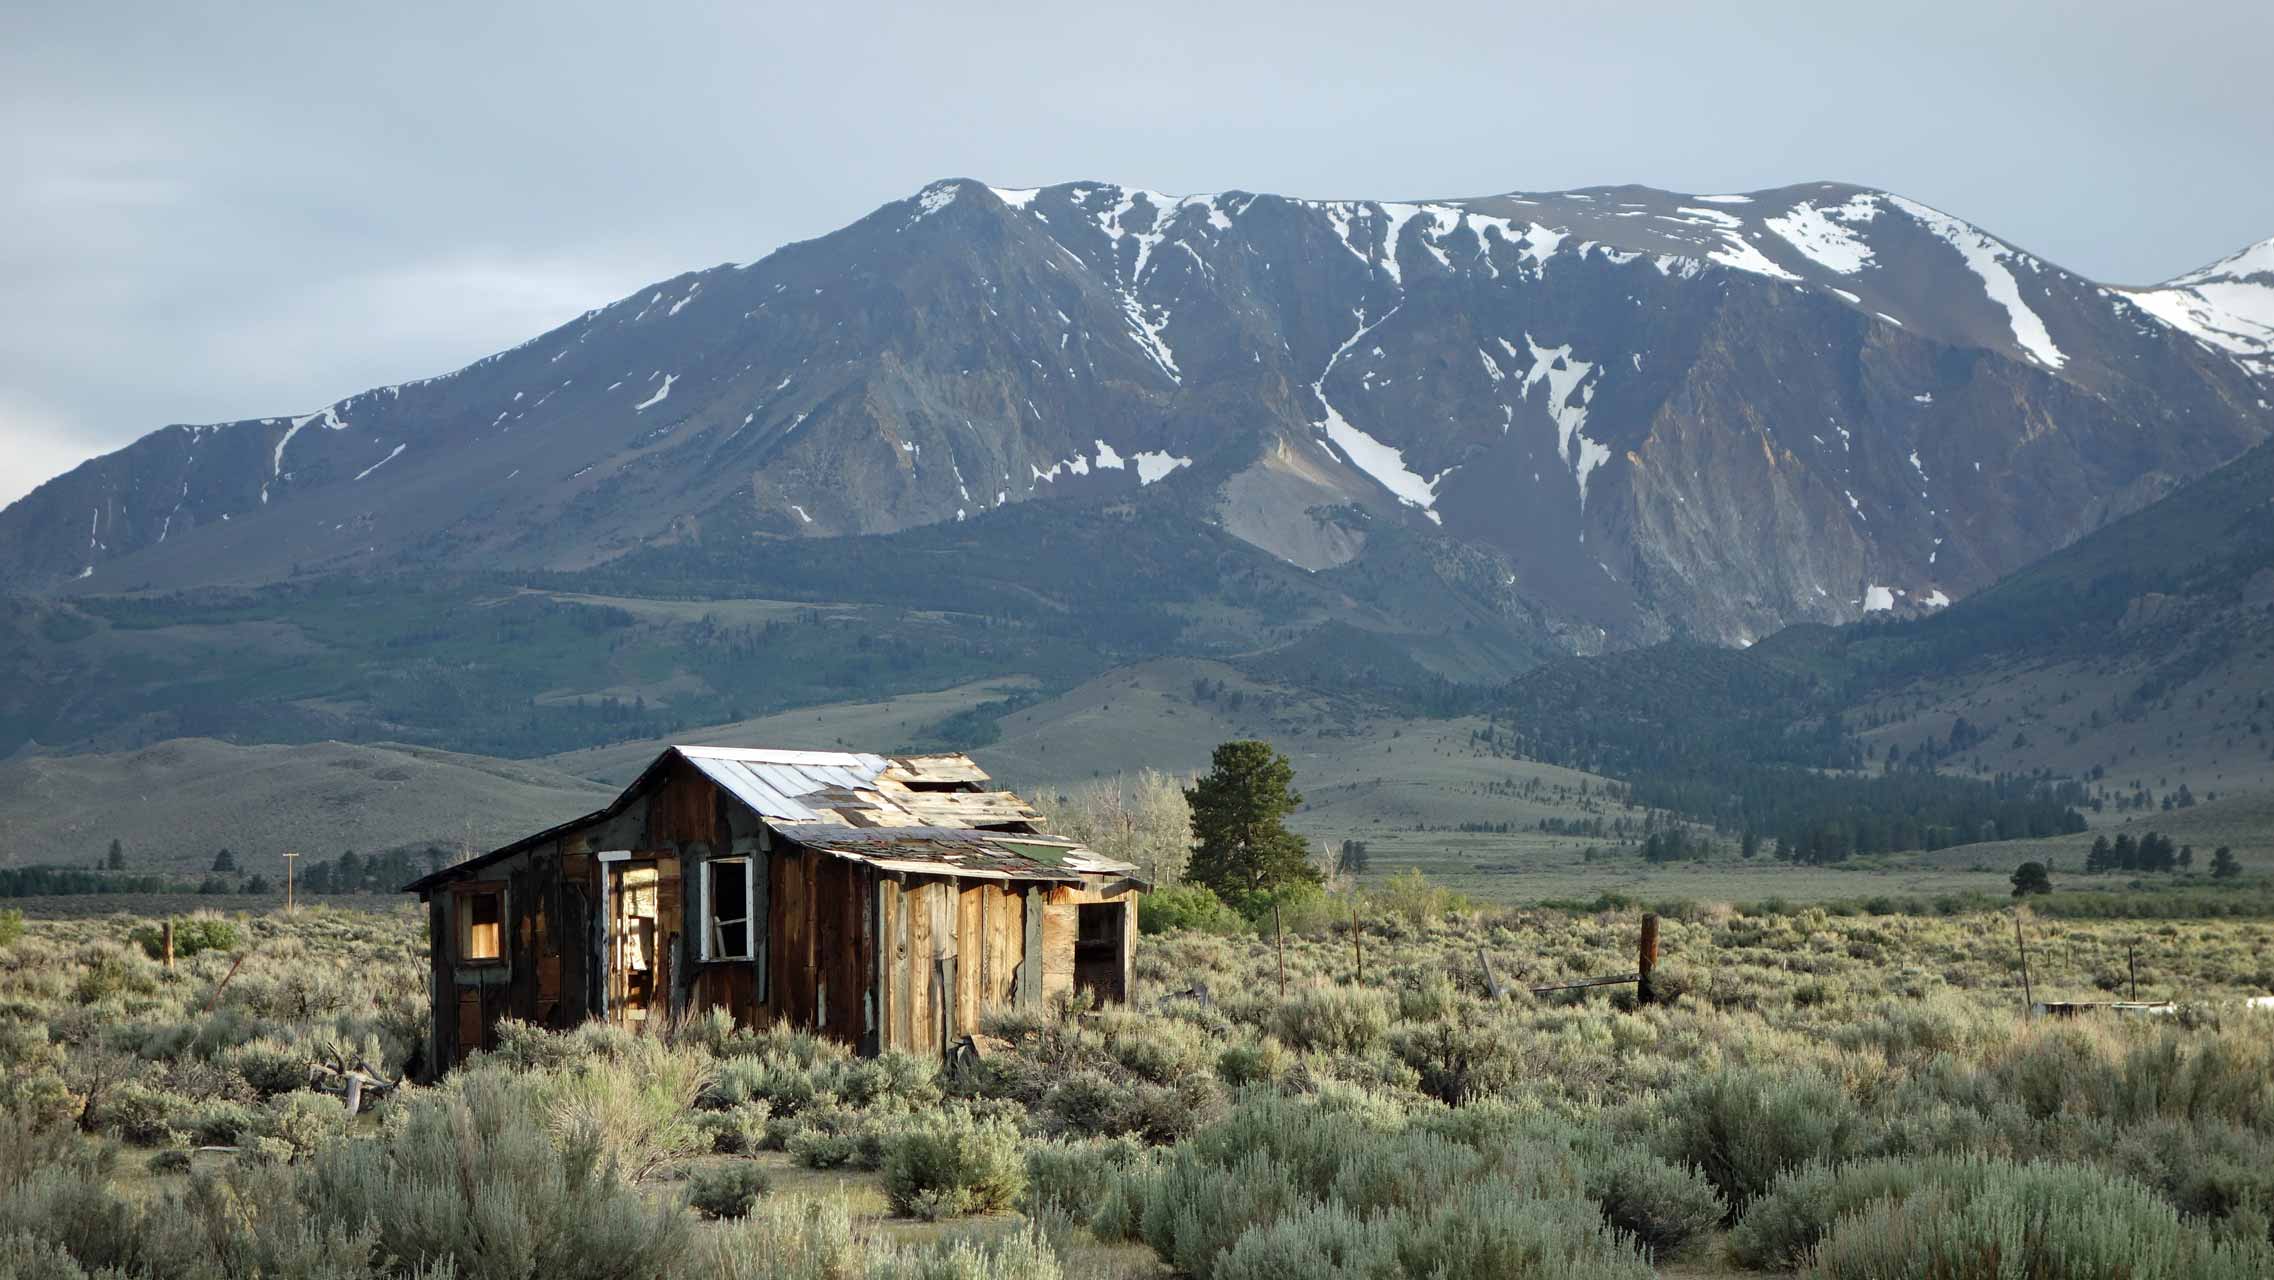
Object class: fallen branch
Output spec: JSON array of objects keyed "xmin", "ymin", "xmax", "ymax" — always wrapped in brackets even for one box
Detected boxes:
[{"xmin": 1527, "ymin": 974, "xmax": 1641, "ymax": 994}]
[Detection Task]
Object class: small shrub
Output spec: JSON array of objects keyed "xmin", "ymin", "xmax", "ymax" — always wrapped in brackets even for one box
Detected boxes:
[
  {"xmin": 1216, "ymin": 1037, "xmax": 1290, "ymax": 1088},
  {"xmin": 219, "ymin": 1039, "xmax": 308, "ymax": 1098},
  {"xmin": 1584, "ymin": 1146, "xmax": 1723, "ymax": 1259},
  {"xmin": 882, "ymin": 1106, "xmax": 1027, "ymax": 1220},
  {"xmin": 687, "ymin": 1161, "xmax": 772, "ymax": 1219},
  {"xmin": 1141, "ymin": 885, "xmax": 1250, "ymax": 936},
  {"xmin": 1023, "ymin": 1135, "xmax": 1153, "ymax": 1228},
  {"xmin": 0, "ymin": 910, "xmax": 22, "ymax": 949},
  {"xmin": 86, "ymin": 1081, "xmax": 186, "ymax": 1147},
  {"xmin": 1797, "ymin": 1160, "xmax": 2274, "ymax": 1279},
  {"xmin": 1273, "ymin": 986, "xmax": 1392, "ymax": 1055},
  {"xmin": 127, "ymin": 917, "xmax": 240, "ymax": 962},
  {"xmin": 1650, "ymin": 1067, "xmax": 1865, "ymax": 1219}
]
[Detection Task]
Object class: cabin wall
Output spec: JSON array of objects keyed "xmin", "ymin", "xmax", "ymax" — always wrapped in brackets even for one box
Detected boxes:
[
  {"xmin": 421, "ymin": 757, "xmax": 1144, "ymax": 1074},
  {"xmin": 877, "ymin": 875, "xmax": 1031, "ymax": 1057}
]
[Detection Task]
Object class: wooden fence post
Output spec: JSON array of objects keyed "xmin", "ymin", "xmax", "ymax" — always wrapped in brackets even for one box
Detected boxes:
[
  {"xmin": 1477, "ymin": 947, "xmax": 1506, "ymax": 1000},
  {"xmin": 162, "ymin": 921, "xmax": 175, "ymax": 973},
  {"xmin": 1272, "ymin": 900, "xmax": 1287, "ymax": 1000},
  {"xmin": 1350, "ymin": 899, "xmax": 1364, "ymax": 986},
  {"xmin": 1637, "ymin": 913, "xmax": 1660, "ymax": 1005},
  {"xmin": 2128, "ymin": 944, "xmax": 2139, "ymax": 1001},
  {"xmin": 2014, "ymin": 911, "xmax": 2035, "ymax": 1010}
]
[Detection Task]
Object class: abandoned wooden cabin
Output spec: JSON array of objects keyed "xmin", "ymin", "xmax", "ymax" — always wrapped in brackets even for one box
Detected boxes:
[{"xmin": 402, "ymin": 746, "xmax": 1143, "ymax": 1075}]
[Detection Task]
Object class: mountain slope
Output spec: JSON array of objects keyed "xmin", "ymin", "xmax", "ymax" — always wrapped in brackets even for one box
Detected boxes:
[
  {"xmin": 1496, "ymin": 432, "xmax": 2274, "ymax": 786},
  {"xmin": 0, "ymin": 737, "xmax": 612, "ymax": 874},
  {"xmin": 4, "ymin": 179, "xmax": 2268, "ymax": 650},
  {"xmin": 2120, "ymin": 236, "xmax": 2274, "ymax": 381}
]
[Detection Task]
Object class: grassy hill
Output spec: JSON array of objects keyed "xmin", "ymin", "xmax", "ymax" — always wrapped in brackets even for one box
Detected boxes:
[{"xmin": 0, "ymin": 737, "xmax": 611, "ymax": 876}]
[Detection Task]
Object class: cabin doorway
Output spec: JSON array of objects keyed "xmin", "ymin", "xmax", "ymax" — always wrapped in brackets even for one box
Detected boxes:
[
  {"xmin": 606, "ymin": 858, "xmax": 677, "ymax": 1026},
  {"xmin": 1073, "ymin": 902, "xmax": 1127, "ymax": 1004}
]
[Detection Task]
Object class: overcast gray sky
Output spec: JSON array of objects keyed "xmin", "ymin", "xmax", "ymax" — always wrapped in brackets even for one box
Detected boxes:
[{"xmin": 3, "ymin": 0, "xmax": 2269, "ymax": 506}]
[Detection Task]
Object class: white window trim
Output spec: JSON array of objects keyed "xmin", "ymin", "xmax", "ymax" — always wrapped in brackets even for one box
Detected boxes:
[{"xmin": 703, "ymin": 856, "xmax": 756, "ymax": 962}]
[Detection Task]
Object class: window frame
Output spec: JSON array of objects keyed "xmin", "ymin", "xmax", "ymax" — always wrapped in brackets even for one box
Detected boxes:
[
  {"xmin": 702, "ymin": 856, "xmax": 756, "ymax": 962},
  {"xmin": 453, "ymin": 881, "xmax": 508, "ymax": 966}
]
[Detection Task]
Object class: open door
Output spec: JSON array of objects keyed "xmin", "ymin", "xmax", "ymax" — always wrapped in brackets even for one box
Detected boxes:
[
  {"xmin": 606, "ymin": 858, "xmax": 678, "ymax": 1026},
  {"xmin": 1073, "ymin": 901, "xmax": 1128, "ymax": 1004}
]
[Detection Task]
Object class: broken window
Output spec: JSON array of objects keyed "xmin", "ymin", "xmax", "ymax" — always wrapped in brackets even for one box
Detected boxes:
[
  {"xmin": 460, "ymin": 887, "xmax": 504, "ymax": 962},
  {"xmin": 706, "ymin": 857, "xmax": 753, "ymax": 961}
]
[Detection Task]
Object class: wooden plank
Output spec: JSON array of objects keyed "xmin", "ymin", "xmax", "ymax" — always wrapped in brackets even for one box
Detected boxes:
[
  {"xmin": 877, "ymin": 878, "xmax": 899, "ymax": 1052},
  {"xmin": 990, "ymin": 886, "xmax": 1020, "ymax": 1008},
  {"xmin": 1121, "ymin": 890, "xmax": 1139, "ymax": 1005},
  {"xmin": 751, "ymin": 848, "xmax": 771, "ymax": 1005},
  {"xmin": 883, "ymin": 754, "xmax": 992, "ymax": 785},
  {"xmin": 1041, "ymin": 901, "xmax": 1076, "ymax": 1002},
  {"xmin": 658, "ymin": 859, "xmax": 683, "ymax": 1019},
  {"xmin": 909, "ymin": 880, "xmax": 933, "ymax": 1053},
  {"xmin": 804, "ymin": 852, "xmax": 822, "ymax": 1029},
  {"xmin": 455, "ymin": 987, "xmax": 483, "ymax": 1065},
  {"xmin": 957, "ymin": 882, "xmax": 982, "ymax": 1037},
  {"xmin": 857, "ymin": 865, "xmax": 877, "ymax": 1052},
  {"xmin": 507, "ymin": 860, "xmax": 539, "ymax": 1021},
  {"xmin": 1017, "ymin": 887, "xmax": 1043, "ymax": 1007}
]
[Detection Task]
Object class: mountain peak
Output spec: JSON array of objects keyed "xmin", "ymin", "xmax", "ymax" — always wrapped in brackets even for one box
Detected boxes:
[{"xmin": 4, "ymin": 174, "xmax": 2267, "ymax": 658}]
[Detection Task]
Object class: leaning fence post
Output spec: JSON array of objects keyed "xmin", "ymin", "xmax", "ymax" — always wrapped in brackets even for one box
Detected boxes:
[
  {"xmin": 1272, "ymin": 900, "xmax": 1287, "ymax": 1000},
  {"xmin": 1350, "ymin": 898, "xmax": 1364, "ymax": 986},
  {"xmin": 1637, "ymin": 913, "xmax": 1660, "ymax": 1005},
  {"xmin": 1477, "ymin": 946, "xmax": 1507, "ymax": 1000},
  {"xmin": 2014, "ymin": 911, "xmax": 2035, "ymax": 1011}
]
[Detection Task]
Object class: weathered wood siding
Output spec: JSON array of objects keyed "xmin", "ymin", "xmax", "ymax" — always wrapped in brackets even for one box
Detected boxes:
[{"xmin": 420, "ymin": 753, "xmax": 1143, "ymax": 1076}]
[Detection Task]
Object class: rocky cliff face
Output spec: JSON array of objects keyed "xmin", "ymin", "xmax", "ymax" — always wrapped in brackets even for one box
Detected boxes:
[{"xmin": 4, "ymin": 179, "xmax": 2268, "ymax": 648}]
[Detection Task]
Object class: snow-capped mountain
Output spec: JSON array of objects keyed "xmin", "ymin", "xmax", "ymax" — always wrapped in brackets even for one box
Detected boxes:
[
  {"xmin": 2, "ymin": 178, "xmax": 2268, "ymax": 648},
  {"xmin": 2118, "ymin": 236, "xmax": 2274, "ymax": 380}
]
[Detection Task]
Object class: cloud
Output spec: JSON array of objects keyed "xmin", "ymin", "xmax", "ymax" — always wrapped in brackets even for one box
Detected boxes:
[
  {"xmin": 1, "ymin": 0, "xmax": 2269, "ymax": 504},
  {"xmin": 0, "ymin": 392, "xmax": 110, "ymax": 508}
]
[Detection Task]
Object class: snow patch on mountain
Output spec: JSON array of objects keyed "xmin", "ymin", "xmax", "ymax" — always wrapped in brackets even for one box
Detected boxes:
[
  {"xmin": 1314, "ymin": 307, "xmax": 1444, "ymax": 520},
  {"xmin": 1889, "ymin": 196, "xmax": 2066, "ymax": 369},
  {"xmin": 1764, "ymin": 194, "xmax": 1881, "ymax": 274},
  {"xmin": 634, "ymin": 373, "xmax": 677, "ymax": 411},
  {"xmin": 2121, "ymin": 239, "xmax": 2274, "ymax": 373},
  {"xmin": 353, "ymin": 443, "xmax": 406, "ymax": 482},
  {"xmin": 272, "ymin": 405, "xmax": 349, "ymax": 478},
  {"xmin": 1518, "ymin": 335, "xmax": 1609, "ymax": 514}
]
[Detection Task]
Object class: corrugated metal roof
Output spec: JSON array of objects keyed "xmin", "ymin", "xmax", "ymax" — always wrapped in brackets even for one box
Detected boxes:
[
  {"xmin": 677, "ymin": 749, "xmax": 890, "ymax": 824},
  {"xmin": 671, "ymin": 746, "xmax": 1043, "ymax": 829},
  {"xmin": 406, "ymin": 743, "xmax": 1126, "ymax": 894}
]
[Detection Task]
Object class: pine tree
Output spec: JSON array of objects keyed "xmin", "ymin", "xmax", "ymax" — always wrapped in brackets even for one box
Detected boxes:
[
  {"xmin": 1184, "ymin": 740, "xmax": 1317, "ymax": 896},
  {"xmin": 2210, "ymin": 847, "xmax": 2241, "ymax": 880},
  {"xmin": 104, "ymin": 839, "xmax": 125, "ymax": 870},
  {"xmin": 2010, "ymin": 861, "xmax": 2053, "ymax": 897},
  {"xmin": 2087, "ymin": 835, "xmax": 2113, "ymax": 873},
  {"xmin": 212, "ymin": 848, "xmax": 238, "ymax": 873}
]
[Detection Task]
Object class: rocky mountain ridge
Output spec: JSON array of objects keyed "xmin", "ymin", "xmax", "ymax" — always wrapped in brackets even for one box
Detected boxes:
[{"xmin": 4, "ymin": 178, "xmax": 2268, "ymax": 648}]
